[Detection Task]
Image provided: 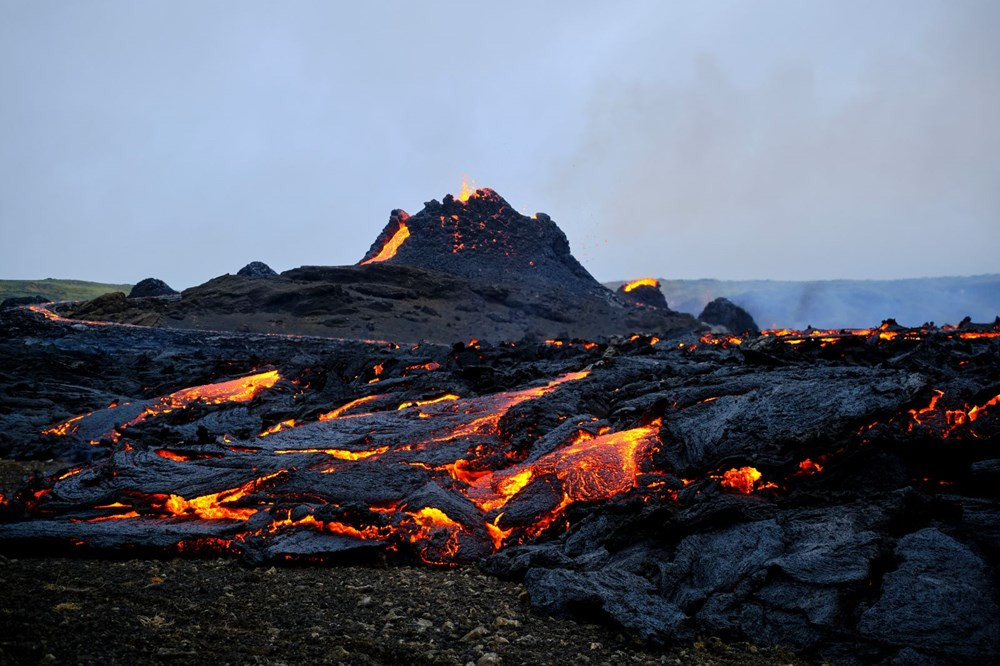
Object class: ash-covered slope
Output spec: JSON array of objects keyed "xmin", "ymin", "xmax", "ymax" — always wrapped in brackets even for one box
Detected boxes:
[
  {"xmin": 360, "ymin": 188, "xmax": 603, "ymax": 297},
  {"xmin": 67, "ymin": 188, "xmax": 699, "ymax": 343}
]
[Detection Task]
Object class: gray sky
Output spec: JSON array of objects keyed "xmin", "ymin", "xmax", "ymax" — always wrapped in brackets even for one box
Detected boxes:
[{"xmin": 1, "ymin": 1, "xmax": 998, "ymax": 288}]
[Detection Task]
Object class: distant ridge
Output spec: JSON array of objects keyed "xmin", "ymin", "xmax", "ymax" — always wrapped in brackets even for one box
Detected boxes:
[
  {"xmin": 0, "ymin": 278, "xmax": 132, "ymax": 303},
  {"xmin": 605, "ymin": 274, "xmax": 1000, "ymax": 329}
]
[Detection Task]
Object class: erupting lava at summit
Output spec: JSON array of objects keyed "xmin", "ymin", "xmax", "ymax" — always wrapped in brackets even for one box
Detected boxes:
[{"xmin": 456, "ymin": 175, "xmax": 477, "ymax": 203}]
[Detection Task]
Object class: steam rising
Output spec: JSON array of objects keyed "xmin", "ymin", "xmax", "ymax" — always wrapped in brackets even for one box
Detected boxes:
[{"xmin": 553, "ymin": 2, "xmax": 1000, "ymax": 282}]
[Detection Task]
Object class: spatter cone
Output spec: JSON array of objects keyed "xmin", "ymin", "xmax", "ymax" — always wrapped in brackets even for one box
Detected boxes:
[{"xmin": 360, "ymin": 188, "xmax": 603, "ymax": 295}]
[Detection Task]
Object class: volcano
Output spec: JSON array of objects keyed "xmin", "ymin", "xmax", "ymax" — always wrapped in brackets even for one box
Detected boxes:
[{"xmin": 61, "ymin": 187, "xmax": 698, "ymax": 343}]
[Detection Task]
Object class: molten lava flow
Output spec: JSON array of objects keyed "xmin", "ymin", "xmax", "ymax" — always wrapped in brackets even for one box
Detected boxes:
[
  {"xmin": 463, "ymin": 419, "xmax": 662, "ymax": 530},
  {"xmin": 405, "ymin": 362, "xmax": 441, "ymax": 373},
  {"xmin": 700, "ymin": 334, "xmax": 744, "ymax": 347},
  {"xmin": 163, "ymin": 472, "xmax": 283, "ymax": 521},
  {"xmin": 116, "ymin": 370, "xmax": 280, "ymax": 438},
  {"xmin": 318, "ymin": 395, "xmax": 383, "ymax": 421},
  {"xmin": 401, "ymin": 507, "xmax": 465, "ymax": 564},
  {"xmin": 87, "ymin": 511, "xmax": 140, "ymax": 522},
  {"xmin": 42, "ymin": 415, "xmax": 87, "ymax": 437},
  {"xmin": 360, "ymin": 223, "xmax": 410, "ymax": 265},
  {"xmin": 409, "ymin": 507, "xmax": 461, "ymax": 534},
  {"xmin": 397, "ymin": 394, "xmax": 460, "ymax": 410},
  {"xmin": 623, "ymin": 278, "xmax": 659, "ymax": 293},
  {"xmin": 430, "ymin": 370, "xmax": 591, "ymax": 442},
  {"xmin": 42, "ymin": 370, "xmax": 281, "ymax": 441},
  {"xmin": 551, "ymin": 420, "xmax": 660, "ymax": 501},
  {"xmin": 968, "ymin": 392, "xmax": 1000, "ymax": 421},
  {"xmin": 273, "ymin": 445, "xmax": 389, "ymax": 461},
  {"xmin": 959, "ymin": 331, "xmax": 1000, "ymax": 339},
  {"xmin": 908, "ymin": 390, "xmax": 944, "ymax": 432},
  {"xmin": 25, "ymin": 304, "xmax": 115, "ymax": 326},
  {"xmin": 907, "ymin": 390, "xmax": 1000, "ymax": 437},
  {"xmin": 156, "ymin": 449, "xmax": 193, "ymax": 462},
  {"xmin": 167, "ymin": 371, "xmax": 281, "ymax": 406},
  {"xmin": 485, "ymin": 515, "xmax": 513, "ymax": 550},
  {"xmin": 27, "ymin": 304, "xmax": 63, "ymax": 321},
  {"xmin": 259, "ymin": 419, "xmax": 296, "ymax": 437}
]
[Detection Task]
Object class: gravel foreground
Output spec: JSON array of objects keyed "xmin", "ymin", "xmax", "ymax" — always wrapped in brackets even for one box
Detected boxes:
[
  {"xmin": 0, "ymin": 462, "xmax": 815, "ymax": 666},
  {"xmin": 0, "ymin": 558, "xmax": 815, "ymax": 666}
]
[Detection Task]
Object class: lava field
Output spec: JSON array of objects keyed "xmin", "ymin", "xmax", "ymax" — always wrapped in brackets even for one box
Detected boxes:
[
  {"xmin": 2, "ymin": 303, "xmax": 999, "ymax": 664},
  {"xmin": 2, "ymin": 188, "xmax": 999, "ymax": 664}
]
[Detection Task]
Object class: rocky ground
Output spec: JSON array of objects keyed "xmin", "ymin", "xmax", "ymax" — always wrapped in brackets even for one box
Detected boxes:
[{"xmin": 0, "ymin": 556, "xmax": 813, "ymax": 666}]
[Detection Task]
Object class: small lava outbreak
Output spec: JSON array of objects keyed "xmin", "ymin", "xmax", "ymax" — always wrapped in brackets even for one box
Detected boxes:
[
  {"xmin": 617, "ymin": 277, "xmax": 669, "ymax": 309},
  {"xmin": 1, "ymin": 185, "xmax": 999, "ymax": 664}
]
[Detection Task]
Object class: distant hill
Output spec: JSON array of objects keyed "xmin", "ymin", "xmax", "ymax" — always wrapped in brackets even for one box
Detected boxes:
[
  {"xmin": 0, "ymin": 278, "xmax": 132, "ymax": 304},
  {"xmin": 605, "ymin": 275, "xmax": 1000, "ymax": 329}
]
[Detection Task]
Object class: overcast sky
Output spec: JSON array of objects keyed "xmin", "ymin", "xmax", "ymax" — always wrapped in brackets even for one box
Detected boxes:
[{"xmin": 1, "ymin": 1, "xmax": 998, "ymax": 288}]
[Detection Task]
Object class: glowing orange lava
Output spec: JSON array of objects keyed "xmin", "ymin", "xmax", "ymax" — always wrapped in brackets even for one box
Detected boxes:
[
  {"xmin": 623, "ymin": 278, "xmax": 659, "ymax": 292},
  {"xmin": 397, "ymin": 394, "xmax": 460, "ymax": 410},
  {"xmin": 42, "ymin": 370, "xmax": 281, "ymax": 441},
  {"xmin": 318, "ymin": 395, "xmax": 383, "ymax": 421},
  {"xmin": 719, "ymin": 466, "xmax": 762, "ymax": 494},
  {"xmin": 164, "ymin": 472, "xmax": 283, "ymax": 521},
  {"xmin": 259, "ymin": 419, "xmax": 296, "ymax": 437},
  {"xmin": 798, "ymin": 459, "xmax": 823, "ymax": 475},
  {"xmin": 456, "ymin": 176, "xmax": 477, "ymax": 203},
  {"xmin": 361, "ymin": 223, "xmax": 410, "ymax": 265},
  {"xmin": 273, "ymin": 445, "xmax": 389, "ymax": 461},
  {"xmin": 464, "ymin": 418, "xmax": 661, "ymax": 522}
]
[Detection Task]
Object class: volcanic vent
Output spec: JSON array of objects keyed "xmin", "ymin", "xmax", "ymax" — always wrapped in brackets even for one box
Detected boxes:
[{"xmin": 360, "ymin": 186, "xmax": 604, "ymax": 296}]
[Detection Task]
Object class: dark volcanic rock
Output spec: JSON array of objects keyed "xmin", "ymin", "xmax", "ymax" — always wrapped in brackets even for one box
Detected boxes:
[
  {"xmin": 0, "ymin": 295, "xmax": 49, "ymax": 310},
  {"xmin": 128, "ymin": 278, "xmax": 178, "ymax": 298},
  {"xmin": 237, "ymin": 261, "xmax": 278, "ymax": 278},
  {"xmin": 699, "ymin": 297, "xmax": 759, "ymax": 335},
  {"xmin": 657, "ymin": 366, "xmax": 926, "ymax": 475},
  {"xmin": 617, "ymin": 279, "xmax": 669, "ymax": 309},
  {"xmin": 859, "ymin": 528, "xmax": 1000, "ymax": 661},
  {"xmin": 524, "ymin": 568, "xmax": 687, "ymax": 644},
  {"xmin": 68, "ymin": 291, "xmax": 162, "ymax": 325}
]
